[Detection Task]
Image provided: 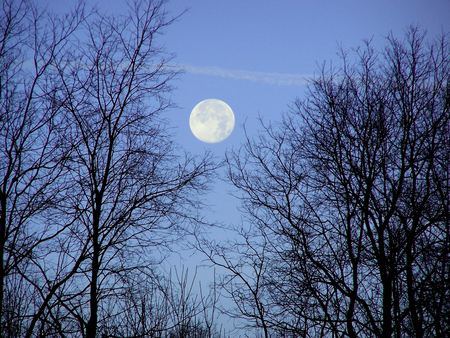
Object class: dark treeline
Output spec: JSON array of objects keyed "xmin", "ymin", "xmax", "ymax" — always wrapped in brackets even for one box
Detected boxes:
[{"xmin": 2, "ymin": 0, "xmax": 450, "ymax": 337}]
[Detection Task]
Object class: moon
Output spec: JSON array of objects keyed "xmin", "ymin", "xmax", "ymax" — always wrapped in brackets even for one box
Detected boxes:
[{"xmin": 189, "ymin": 99, "xmax": 235, "ymax": 143}]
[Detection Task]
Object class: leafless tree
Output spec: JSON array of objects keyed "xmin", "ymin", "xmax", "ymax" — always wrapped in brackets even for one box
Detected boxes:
[
  {"xmin": 163, "ymin": 267, "xmax": 228, "ymax": 338},
  {"xmin": 0, "ymin": 0, "xmax": 87, "ymax": 336},
  {"xmin": 50, "ymin": 1, "xmax": 216, "ymax": 337},
  {"xmin": 90, "ymin": 266, "xmax": 229, "ymax": 338},
  {"xmin": 198, "ymin": 225, "xmax": 271, "ymax": 338},
  {"xmin": 1, "ymin": 0, "xmax": 218, "ymax": 337},
  {"xmin": 212, "ymin": 26, "xmax": 450, "ymax": 338}
]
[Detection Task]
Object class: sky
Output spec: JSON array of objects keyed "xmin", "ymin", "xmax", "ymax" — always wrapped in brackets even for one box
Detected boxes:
[
  {"xmin": 45, "ymin": 0, "xmax": 450, "ymax": 329},
  {"xmin": 160, "ymin": 0, "xmax": 450, "ymax": 229},
  {"xmin": 46, "ymin": 0, "xmax": 450, "ymax": 227}
]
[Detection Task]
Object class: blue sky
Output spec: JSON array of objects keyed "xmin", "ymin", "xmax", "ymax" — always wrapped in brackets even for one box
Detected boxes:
[
  {"xmin": 159, "ymin": 0, "xmax": 450, "ymax": 227},
  {"xmin": 48, "ymin": 0, "xmax": 450, "ymax": 227}
]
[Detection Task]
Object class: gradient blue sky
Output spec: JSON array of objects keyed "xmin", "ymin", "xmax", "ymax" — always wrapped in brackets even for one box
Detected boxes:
[
  {"xmin": 48, "ymin": 0, "xmax": 450, "ymax": 227},
  {"xmin": 49, "ymin": 0, "xmax": 450, "ymax": 248},
  {"xmin": 160, "ymin": 0, "xmax": 450, "ymax": 227}
]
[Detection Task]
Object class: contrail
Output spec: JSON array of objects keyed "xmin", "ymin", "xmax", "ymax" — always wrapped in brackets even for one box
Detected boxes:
[{"xmin": 180, "ymin": 64, "xmax": 312, "ymax": 86}]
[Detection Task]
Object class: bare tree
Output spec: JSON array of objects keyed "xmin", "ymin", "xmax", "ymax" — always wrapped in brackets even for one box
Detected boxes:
[
  {"xmin": 214, "ymin": 27, "xmax": 450, "ymax": 338},
  {"xmin": 49, "ymin": 1, "xmax": 216, "ymax": 337},
  {"xmin": 2, "ymin": 0, "xmax": 218, "ymax": 337},
  {"xmin": 99, "ymin": 266, "xmax": 229, "ymax": 338},
  {"xmin": 198, "ymin": 225, "xmax": 271, "ymax": 338},
  {"xmin": 0, "ymin": 0, "xmax": 87, "ymax": 336}
]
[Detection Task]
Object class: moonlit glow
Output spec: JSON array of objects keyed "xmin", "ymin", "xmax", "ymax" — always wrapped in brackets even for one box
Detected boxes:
[{"xmin": 189, "ymin": 99, "xmax": 235, "ymax": 143}]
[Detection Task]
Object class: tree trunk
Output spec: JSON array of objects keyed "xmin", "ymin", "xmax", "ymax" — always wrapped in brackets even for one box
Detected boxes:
[
  {"xmin": 86, "ymin": 197, "xmax": 101, "ymax": 338},
  {"xmin": 0, "ymin": 193, "xmax": 6, "ymax": 333}
]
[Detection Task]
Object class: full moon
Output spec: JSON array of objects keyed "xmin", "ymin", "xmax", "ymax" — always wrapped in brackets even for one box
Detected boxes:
[{"xmin": 189, "ymin": 99, "xmax": 235, "ymax": 143}]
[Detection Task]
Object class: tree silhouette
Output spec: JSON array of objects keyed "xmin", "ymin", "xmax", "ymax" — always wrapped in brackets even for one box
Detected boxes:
[
  {"xmin": 1, "ymin": 0, "xmax": 218, "ymax": 337},
  {"xmin": 0, "ymin": 0, "xmax": 88, "ymax": 335},
  {"xmin": 207, "ymin": 27, "xmax": 450, "ymax": 338}
]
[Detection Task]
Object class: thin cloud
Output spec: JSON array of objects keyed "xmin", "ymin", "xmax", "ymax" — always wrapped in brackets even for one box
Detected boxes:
[{"xmin": 182, "ymin": 64, "xmax": 311, "ymax": 86}]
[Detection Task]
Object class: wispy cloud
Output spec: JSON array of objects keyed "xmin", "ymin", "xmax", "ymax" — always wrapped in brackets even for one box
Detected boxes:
[{"xmin": 180, "ymin": 64, "xmax": 312, "ymax": 86}]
